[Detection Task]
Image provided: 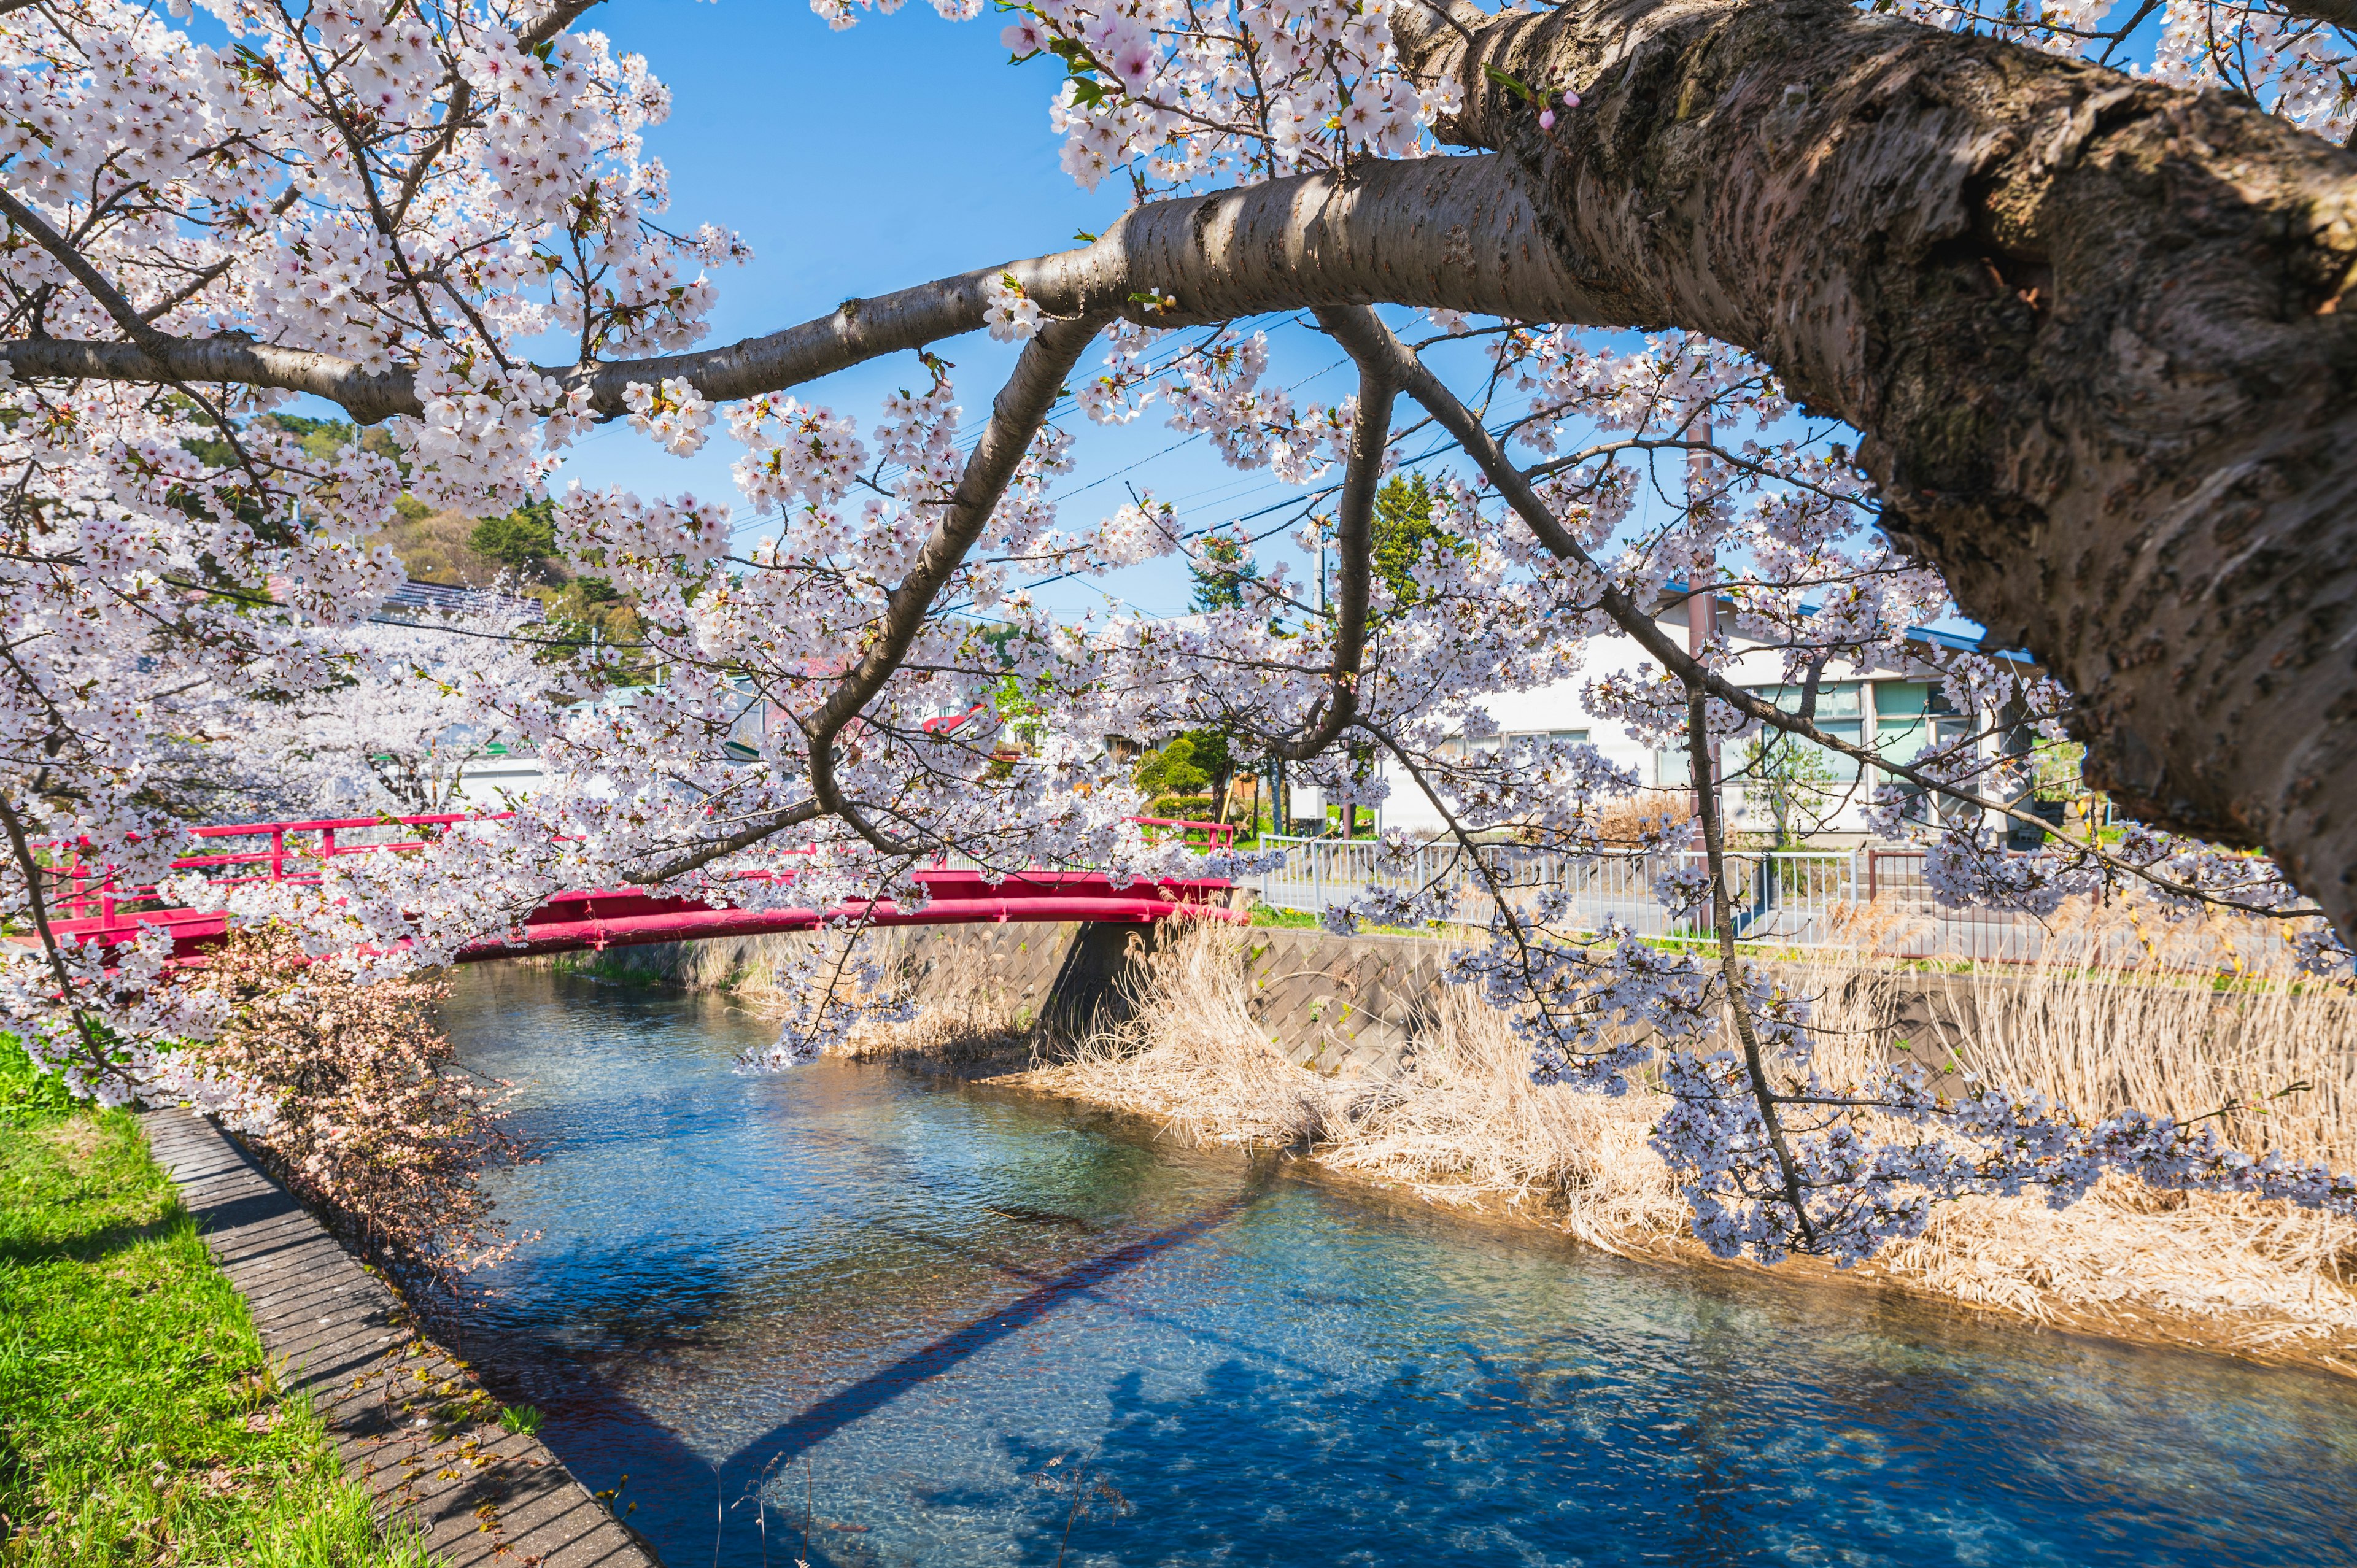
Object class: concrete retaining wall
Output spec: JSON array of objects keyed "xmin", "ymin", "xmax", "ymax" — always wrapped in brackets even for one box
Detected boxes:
[
  {"xmin": 581, "ymin": 921, "xmax": 1465, "ymax": 1080},
  {"xmin": 575, "ymin": 922, "xmax": 2026, "ymax": 1089}
]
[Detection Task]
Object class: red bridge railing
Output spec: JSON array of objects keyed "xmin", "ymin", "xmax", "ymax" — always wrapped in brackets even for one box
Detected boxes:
[
  {"xmin": 29, "ymin": 811, "xmax": 1242, "ymax": 965},
  {"xmin": 1128, "ymin": 816, "xmax": 1240, "ymax": 851}
]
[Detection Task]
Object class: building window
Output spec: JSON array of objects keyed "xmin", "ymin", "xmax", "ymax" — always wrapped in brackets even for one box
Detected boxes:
[
  {"xmin": 1741, "ymin": 682, "xmax": 1863, "ymax": 778},
  {"xmin": 1439, "ymin": 729, "xmax": 1588, "ymax": 758},
  {"xmin": 1870, "ymin": 681, "xmax": 1971, "ymax": 765}
]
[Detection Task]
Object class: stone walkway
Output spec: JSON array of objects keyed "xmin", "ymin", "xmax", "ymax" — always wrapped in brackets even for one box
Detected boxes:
[{"xmin": 142, "ymin": 1108, "xmax": 661, "ymax": 1567}]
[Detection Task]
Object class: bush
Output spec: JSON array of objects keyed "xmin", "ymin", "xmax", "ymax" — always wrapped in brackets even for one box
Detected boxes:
[
  {"xmin": 1134, "ymin": 736, "xmax": 1209, "ymax": 798},
  {"xmin": 171, "ymin": 927, "xmax": 524, "ymax": 1289},
  {"xmin": 1, "ymin": 1032, "xmax": 77, "ymax": 1126},
  {"xmin": 1148, "ymin": 794, "xmax": 1218, "ymax": 820}
]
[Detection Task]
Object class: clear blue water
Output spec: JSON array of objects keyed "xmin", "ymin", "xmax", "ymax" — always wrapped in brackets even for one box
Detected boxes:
[{"xmin": 444, "ymin": 965, "xmax": 2357, "ymax": 1567}]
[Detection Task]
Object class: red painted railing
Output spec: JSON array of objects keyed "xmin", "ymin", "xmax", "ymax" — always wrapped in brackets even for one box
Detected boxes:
[
  {"xmin": 1129, "ymin": 816, "xmax": 1239, "ymax": 851},
  {"xmin": 29, "ymin": 811, "xmax": 1241, "ymax": 965}
]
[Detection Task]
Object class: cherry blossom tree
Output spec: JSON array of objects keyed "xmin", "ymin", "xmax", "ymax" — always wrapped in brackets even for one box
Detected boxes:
[
  {"xmin": 4, "ymin": 0, "xmax": 2356, "ymax": 1265},
  {"xmin": 258, "ymin": 601, "xmax": 558, "ymax": 816}
]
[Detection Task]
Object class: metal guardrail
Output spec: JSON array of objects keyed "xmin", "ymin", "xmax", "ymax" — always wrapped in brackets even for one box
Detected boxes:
[
  {"xmin": 1247, "ymin": 838, "xmax": 2197, "ymax": 964},
  {"xmin": 382, "ymin": 578, "xmax": 546, "ymax": 622}
]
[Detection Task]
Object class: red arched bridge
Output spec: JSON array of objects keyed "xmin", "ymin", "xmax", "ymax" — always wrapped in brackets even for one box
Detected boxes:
[{"xmin": 29, "ymin": 813, "xmax": 1244, "ymax": 966}]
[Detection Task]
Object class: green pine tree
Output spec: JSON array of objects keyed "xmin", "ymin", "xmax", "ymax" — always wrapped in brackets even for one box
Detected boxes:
[
  {"xmin": 1190, "ymin": 530, "xmax": 1260, "ymax": 614},
  {"xmin": 1368, "ymin": 474, "xmax": 1467, "ymax": 616}
]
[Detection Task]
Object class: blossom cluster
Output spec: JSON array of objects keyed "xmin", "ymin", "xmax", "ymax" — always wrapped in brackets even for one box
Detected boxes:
[{"xmin": 1889, "ymin": 0, "xmax": 2357, "ymax": 145}]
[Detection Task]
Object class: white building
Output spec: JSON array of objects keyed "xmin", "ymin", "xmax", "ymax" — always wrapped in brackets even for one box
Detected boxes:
[{"xmin": 1373, "ymin": 595, "xmax": 2022, "ymax": 844}]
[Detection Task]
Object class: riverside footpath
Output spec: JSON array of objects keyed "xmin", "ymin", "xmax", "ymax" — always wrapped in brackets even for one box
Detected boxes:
[{"xmin": 140, "ymin": 1109, "xmax": 657, "ymax": 1567}]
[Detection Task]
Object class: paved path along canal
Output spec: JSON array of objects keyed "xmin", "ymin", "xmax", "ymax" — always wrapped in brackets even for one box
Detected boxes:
[{"xmin": 446, "ymin": 965, "xmax": 2357, "ymax": 1567}]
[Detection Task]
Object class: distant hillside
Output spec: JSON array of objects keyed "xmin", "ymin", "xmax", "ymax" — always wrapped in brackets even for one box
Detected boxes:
[
  {"xmin": 369, "ymin": 499, "xmax": 643, "ymax": 657},
  {"xmin": 371, "ymin": 501, "xmax": 569, "ymax": 589}
]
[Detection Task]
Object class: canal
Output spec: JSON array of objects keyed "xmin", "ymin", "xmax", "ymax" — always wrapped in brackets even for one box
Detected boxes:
[{"xmin": 445, "ymin": 964, "xmax": 2357, "ymax": 1567}]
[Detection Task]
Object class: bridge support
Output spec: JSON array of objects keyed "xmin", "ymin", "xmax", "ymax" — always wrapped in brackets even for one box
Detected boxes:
[{"xmin": 1039, "ymin": 922, "xmax": 1164, "ymax": 1041}]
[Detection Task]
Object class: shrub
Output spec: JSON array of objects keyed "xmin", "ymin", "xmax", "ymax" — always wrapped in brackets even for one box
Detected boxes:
[{"xmin": 171, "ymin": 927, "xmax": 524, "ymax": 1289}]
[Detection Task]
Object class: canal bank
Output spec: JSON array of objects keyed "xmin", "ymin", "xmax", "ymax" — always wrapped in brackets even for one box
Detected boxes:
[{"xmin": 138, "ymin": 1107, "xmax": 660, "ymax": 1567}]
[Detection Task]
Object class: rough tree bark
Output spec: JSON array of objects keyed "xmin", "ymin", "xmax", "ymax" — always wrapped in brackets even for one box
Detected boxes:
[{"xmin": 1394, "ymin": 0, "xmax": 2357, "ymax": 932}]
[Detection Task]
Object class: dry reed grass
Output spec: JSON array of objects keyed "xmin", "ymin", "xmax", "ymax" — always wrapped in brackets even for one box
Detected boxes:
[
  {"xmin": 1026, "ymin": 914, "xmax": 2357, "ymax": 1365},
  {"xmin": 1785, "ymin": 914, "xmax": 2357, "ymax": 1346},
  {"xmin": 1591, "ymin": 790, "xmax": 1694, "ymax": 848},
  {"xmin": 1034, "ymin": 927, "xmax": 1360, "ymax": 1147},
  {"xmin": 1030, "ymin": 921, "xmax": 1691, "ymax": 1248}
]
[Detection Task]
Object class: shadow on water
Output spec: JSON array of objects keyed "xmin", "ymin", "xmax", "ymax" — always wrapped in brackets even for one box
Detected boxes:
[
  {"xmin": 441, "ymin": 964, "xmax": 2357, "ymax": 1568},
  {"xmin": 718, "ymin": 1170, "xmax": 1274, "ymax": 1486}
]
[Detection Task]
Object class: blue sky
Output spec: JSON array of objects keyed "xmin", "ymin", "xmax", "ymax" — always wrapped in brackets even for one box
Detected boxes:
[
  {"xmin": 226, "ymin": 0, "xmax": 2193, "ymax": 635},
  {"xmin": 543, "ymin": 2, "xmax": 2194, "ymax": 640},
  {"xmin": 545, "ymin": 0, "xmax": 1372, "ymax": 621},
  {"xmin": 337, "ymin": 0, "xmax": 1904, "ymax": 630}
]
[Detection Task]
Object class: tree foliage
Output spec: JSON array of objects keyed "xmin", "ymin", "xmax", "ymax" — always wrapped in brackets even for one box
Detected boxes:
[
  {"xmin": 1134, "ymin": 729, "xmax": 1234, "ymax": 808},
  {"xmin": 467, "ymin": 498, "xmax": 561, "ymax": 577},
  {"xmin": 1369, "ymin": 473, "xmax": 1465, "ymax": 613},
  {"xmin": 1188, "ymin": 530, "xmax": 1261, "ymax": 614}
]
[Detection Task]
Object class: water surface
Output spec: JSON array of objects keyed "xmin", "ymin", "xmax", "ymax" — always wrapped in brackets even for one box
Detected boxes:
[{"xmin": 446, "ymin": 965, "xmax": 2357, "ymax": 1567}]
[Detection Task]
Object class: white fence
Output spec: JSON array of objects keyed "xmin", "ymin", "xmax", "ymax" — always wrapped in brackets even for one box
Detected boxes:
[{"xmin": 1252, "ymin": 838, "xmax": 2046, "ymax": 962}]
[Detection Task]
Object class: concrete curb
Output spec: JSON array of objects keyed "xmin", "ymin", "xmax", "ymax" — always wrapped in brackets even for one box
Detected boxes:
[{"xmin": 140, "ymin": 1108, "xmax": 660, "ymax": 1568}]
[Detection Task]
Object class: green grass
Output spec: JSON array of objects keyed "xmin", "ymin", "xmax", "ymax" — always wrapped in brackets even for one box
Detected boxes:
[
  {"xmin": 546, "ymin": 949, "xmax": 668, "ymax": 985},
  {"xmin": 0, "ymin": 1041, "xmax": 432, "ymax": 1567},
  {"xmin": 1246, "ymin": 904, "xmax": 1469, "ymax": 939}
]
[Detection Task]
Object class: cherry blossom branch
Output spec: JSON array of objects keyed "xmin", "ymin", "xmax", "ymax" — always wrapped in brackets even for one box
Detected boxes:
[
  {"xmin": 0, "ymin": 156, "xmax": 1586, "ymax": 422},
  {"xmin": 801, "ymin": 314, "xmax": 1107, "ymax": 857},
  {"xmin": 636, "ymin": 800, "xmax": 825, "ymax": 884},
  {"xmin": 1316, "ymin": 305, "xmax": 2324, "ymax": 921},
  {"xmin": 1684, "ymin": 681, "xmax": 1817, "ymax": 1249},
  {"xmin": 1266, "ymin": 306, "xmax": 1395, "ymax": 761},
  {"xmin": 1358, "ymin": 716, "xmax": 1610, "ymax": 1048},
  {"xmin": 0, "ymin": 186, "xmax": 170, "ymax": 353},
  {"xmin": 0, "ymin": 787, "xmax": 114, "ymax": 1085},
  {"xmin": 520, "ymin": 0, "xmax": 611, "ymax": 48}
]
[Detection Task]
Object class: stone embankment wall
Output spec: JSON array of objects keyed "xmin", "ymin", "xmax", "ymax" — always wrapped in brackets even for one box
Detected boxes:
[
  {"xmin": 581, "ymin": 923, "xmax": 1461, "ymax": 1077},
  {"xmin": 587, "ymin": 921, "xmax": 1996, "ymax": 1084}
]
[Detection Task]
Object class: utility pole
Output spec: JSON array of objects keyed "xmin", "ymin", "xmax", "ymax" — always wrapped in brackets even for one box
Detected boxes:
[{"xmin": 1686, "ymin": 418, "xmax": 1720, "ymax": 832}]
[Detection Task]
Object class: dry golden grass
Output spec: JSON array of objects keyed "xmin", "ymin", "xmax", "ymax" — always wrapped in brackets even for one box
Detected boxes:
[
  {"xmin": 1781, "ymin": 920, "xmax": 2357, "ymax": 1348},
  {"xmin": 1590, "ymin": 789, "xmax": 1695, "ymax": 848},
  {"xmin": 1030, "ymin": 921, "xmax": 1691, "ymax": 1248},
  {"xmin": 1025, "ymin": 914, "xmax": 2357, "ymax": 1365},
  {"xmin": 1033, "ymin": 927, "xmax": 1361, "ymax": 1147}
]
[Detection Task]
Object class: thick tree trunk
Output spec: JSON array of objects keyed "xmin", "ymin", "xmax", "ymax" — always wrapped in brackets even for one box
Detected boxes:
[{"xmin": 1395, "ymin": 0, "xmax": 2357, "ymax": 932}]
